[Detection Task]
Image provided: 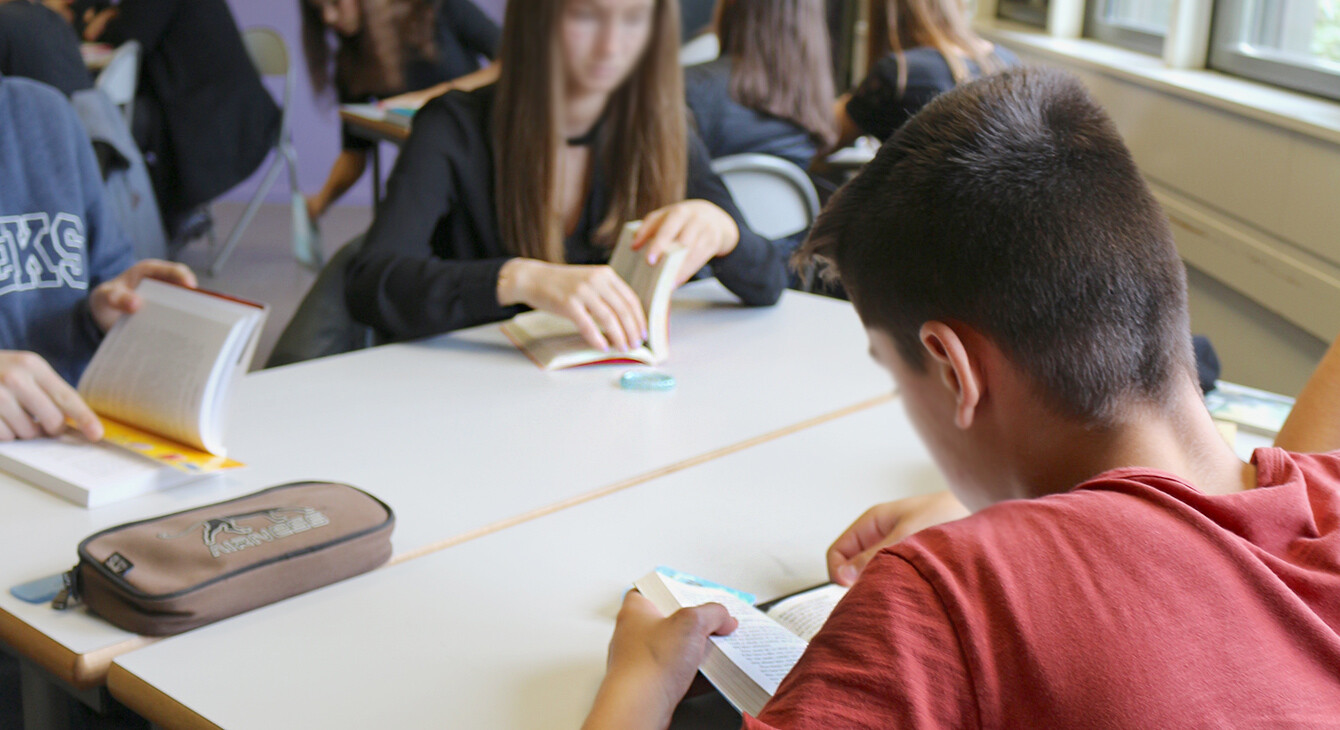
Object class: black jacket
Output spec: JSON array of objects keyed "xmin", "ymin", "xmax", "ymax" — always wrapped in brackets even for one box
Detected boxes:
[
  {"xmin": 684, "ymin": 58, "xmax": 820, "ymax": 169},
  {"xmin": 0, "ymin": 2, "xmax": 91, "ymax": 98},
  {"xmin": 100, "ymin": 0, "xmax": 280, "ymax": 213},
  {"xmin": 346, "ymin": 84, "xmax": 786, "ymax": 341}
]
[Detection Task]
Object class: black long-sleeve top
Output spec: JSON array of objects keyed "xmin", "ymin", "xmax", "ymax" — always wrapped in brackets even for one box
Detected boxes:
[
  {"xmin": 345, "ymin": 84, "xmax": 786, "ymax": 341},
  {"xmin": 684, "ymin": 57, "xmax": 819, "ymax": 169}
]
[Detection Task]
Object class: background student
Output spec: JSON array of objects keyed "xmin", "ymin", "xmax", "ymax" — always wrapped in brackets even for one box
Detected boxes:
[
  {"xmin": 833, "ymin": 0, "xmax": 1017, "ymax": 146},
  {"xmin": 0, "ymin": 0, "xmax": 90, "ymax": 97},
  {"xmin": 0, "ymin": 71, "xmax": 194, "ymax": 442},
  {"xmin": 683, "ymin": 0, "xmax": 837, "ymax": 168},
  {"xmin": 301, "ymin": 0, "xmax": 501, "ymax": 223},
  {"xmin": 345, "ymin": 0, "xmax": 786, "ymax": 353},
  {"xmin": 81, "ymin": 0, "xmax": 281, "ymax": 247},
  {"xmin": 581, "ymin": 67, "xmax": 1340, "ymax": 727}
]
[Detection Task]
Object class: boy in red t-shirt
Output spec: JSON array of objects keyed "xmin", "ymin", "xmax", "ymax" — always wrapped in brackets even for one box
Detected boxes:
[{"xmin": 580, "ymin": 66, "xmax": 1340, "ymax": 729}]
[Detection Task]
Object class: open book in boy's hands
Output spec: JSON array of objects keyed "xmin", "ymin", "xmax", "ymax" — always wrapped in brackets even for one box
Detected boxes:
[
  {"xmin": 0, "ymin": 280, "xmax": 267, "ymax": 507},
  {"xmin": 502, "ymin": 222, "xmax": 687, "ymax": 370},
  {"xmin": 634, "ymin": 567, "xmax": 848, "ymax": 718}
]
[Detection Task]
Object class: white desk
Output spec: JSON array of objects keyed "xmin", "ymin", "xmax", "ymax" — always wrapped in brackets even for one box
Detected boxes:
[
  {"xmin": 108, "ymin": 400, "xmax": 944, "ymax": 729},
  {"xmin": 0, "ymin": 282, "xmax": 888, "ymax": 688}
]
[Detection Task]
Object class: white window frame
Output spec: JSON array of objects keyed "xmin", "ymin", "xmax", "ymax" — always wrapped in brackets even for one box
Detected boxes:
[
  {"xmin": 1085, "ymin": 0, "xmax": 1169, "ymax": 54},
  {"xmin": 1210, "ymin": 0, "xmax": 1340, "ymax": 101}
]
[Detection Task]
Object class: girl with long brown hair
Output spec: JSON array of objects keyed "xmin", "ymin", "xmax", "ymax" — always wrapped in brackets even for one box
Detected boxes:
[
  {"xmin": 301, "ymin": 0, "xmax": 500, "ymax": 224},
  {"xmin": 835, "ymin": 0, "xmax": 1017, "ymax": 144},
  {"xmin": 345, "ymin": 0, "xmax": 785, "ymax": 352},
  {"xmin": 683, "ymin": 0, "xmax": 838, "ymax": 167}
]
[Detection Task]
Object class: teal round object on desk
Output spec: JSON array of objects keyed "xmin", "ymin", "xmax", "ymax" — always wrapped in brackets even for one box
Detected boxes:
[{"xmin": 620, "ymin": 370, "xmax": 676, "ymax": 391}]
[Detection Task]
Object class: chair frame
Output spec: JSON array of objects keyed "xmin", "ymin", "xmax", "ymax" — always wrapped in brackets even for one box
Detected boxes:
[
  {"xmin": 207, "ymin": 27, "xmax": 314, "ymax": 275},
  {"xmin": 710, "ymin": 153, "xmax": 823, "ymax": 290},
  {"xmin": 95, "ymin": 40, "xmax": 141, "ymax": 131}
]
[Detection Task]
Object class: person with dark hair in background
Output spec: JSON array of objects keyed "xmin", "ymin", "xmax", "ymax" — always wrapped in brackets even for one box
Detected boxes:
[
  {"xmin": 300, "ymin": 0, "xmax": 501, "ymax": 224},
  {"xmin": 580, "ymin": 67, "xmax": 1340, "ymax": 728},
  {"xmin": 683, "ymin": 0, "xmax": 837, "ymax": 169},
  {"xmin": 834, "ymin": 0, "xmax": 1017, "ymax": 146},
  {"xmin": 81, "ymin": 0, "xmax": 281, "ymax": 248},
  {"xmin": 0, "ymin": 0, "xmax": 90, "ymax": 97}
]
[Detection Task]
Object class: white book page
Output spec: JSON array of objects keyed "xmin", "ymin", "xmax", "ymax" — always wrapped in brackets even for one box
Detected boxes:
[
  {"xmin": 605, "ymin": 223, "xmax": 684, "ymax": 359},
  {"xmin": 764, "ymin": 584, "xmax": 848, "ymax": 642},
  {"xmin": 77, "ymin": 280, "xmax": 261, "ymax": 452},
  {"xmin": 650, "ymin": 574, "xmax": 808, "ymax": 695},
  {"xmin": 502, "ymin": 312, "xmax": 655, "ymax": 370},
  {"xmin": 0, "ymin": 434, "xmax": 196, "ymax": 507}
]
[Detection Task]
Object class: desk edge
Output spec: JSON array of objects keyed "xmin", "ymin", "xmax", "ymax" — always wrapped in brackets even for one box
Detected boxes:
[{"xmin": 109, "ymin": 662, "xmax": 222, "ymax": 730}]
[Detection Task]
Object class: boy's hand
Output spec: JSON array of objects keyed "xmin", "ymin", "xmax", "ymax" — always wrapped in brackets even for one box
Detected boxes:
[
  {"xmin": 0, "ymin": 352, "xmax": 101, "ymax": 441},
  {"xmin": 827, "ymin": 491, "xmax": 970, "ymax": 586},
  {"xmin": 89, "ymin": 260, "xmax": 197, "ymax": 333},
  {"xmin": 582, "ymin": 591, "xmax": 738, "ymax": 730}
]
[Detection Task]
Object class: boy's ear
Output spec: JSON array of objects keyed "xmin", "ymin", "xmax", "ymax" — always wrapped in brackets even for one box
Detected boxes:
[{"xmin": 919, "ymin": 322, "xmax": 982, "ymax": 430}]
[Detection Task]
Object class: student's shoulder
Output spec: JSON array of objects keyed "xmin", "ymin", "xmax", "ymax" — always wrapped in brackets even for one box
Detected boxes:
[
  {"xmin": 887, "ymin": 483, "xmax": 1169, "ymax": 578},
  {"xmin": 684, "ymin": 56, "xmax": 731, "ymax": 87},
  {"xmin": 0, "ymin": 75, "xmax": 80, "ymax": 128},
  {"xmin": 409, "ymin": 84, "xmax": 495, "ymax": 144}
]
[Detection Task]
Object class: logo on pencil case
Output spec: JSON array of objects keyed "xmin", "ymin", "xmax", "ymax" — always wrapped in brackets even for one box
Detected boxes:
[
  {"xmin": 0, "ymin": 213, "xmax": 88, "ymax": 294},
  {"xmin": 103, "ymin": 552, "xmax": 133, "ymax": 576},
  {"xmin": 156, "ymin": 507, "xmax": 331, "ymax": 558}
]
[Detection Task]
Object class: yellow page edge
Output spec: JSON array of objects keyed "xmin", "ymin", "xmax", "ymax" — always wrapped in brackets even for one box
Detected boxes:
[{"xmin": 96, "ymin": 417, "xmax": 243, "ymax": 473}]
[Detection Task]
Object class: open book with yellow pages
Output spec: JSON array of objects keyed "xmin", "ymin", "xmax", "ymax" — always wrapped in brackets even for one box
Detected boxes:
[
  {"xmin": 634, "ymin": 568, "xmax": 848, "ymax": 718},
  {"xmin": 501, "ymin": 221, "xmax": 688, "ymax": 370},
  {"xmin": 0, "ymin": 280, "xmax": 267, "ymax": 507}
]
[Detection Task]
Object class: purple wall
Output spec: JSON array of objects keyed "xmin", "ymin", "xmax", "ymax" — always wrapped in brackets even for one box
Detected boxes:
[{"xmin": 220, "ymin": 0, "xmax": 506, "ymax": 206}]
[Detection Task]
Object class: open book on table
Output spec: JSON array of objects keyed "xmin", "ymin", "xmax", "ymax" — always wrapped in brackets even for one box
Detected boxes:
[
  {"xmin": 634, "ymin": 568, "xmax": 848, "ymax": 718},
  {"xmin": 0, "ymin": 280, "xmax": 266, "ymax": 507},
  {"xmin": 502, "ymin": 221, "xmax": 687, "ymax": 370}
]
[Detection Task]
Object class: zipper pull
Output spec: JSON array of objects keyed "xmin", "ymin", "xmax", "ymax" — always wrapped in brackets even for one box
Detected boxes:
[{"xmin": 51, "ymin": 569, "xmax": 81, "ymax": 611}]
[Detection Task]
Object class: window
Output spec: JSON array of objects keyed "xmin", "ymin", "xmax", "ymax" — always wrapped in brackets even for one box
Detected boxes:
[
  {"xmin": 999, "ymin": 0, "xmax": 1050, "ymax": 28},
  {"xmin": 1086, "ymin": 0, "xmax": 1172, "ymax": 54},
  {"xmin": 1211, "ymin": 0, "xmax": 1340, "ymax": 99}
]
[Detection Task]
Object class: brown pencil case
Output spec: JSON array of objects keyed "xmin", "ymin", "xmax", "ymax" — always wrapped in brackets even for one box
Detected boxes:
[{"xmin": 54, "ymin": 481, "xmax": 394, "ymax": 636}]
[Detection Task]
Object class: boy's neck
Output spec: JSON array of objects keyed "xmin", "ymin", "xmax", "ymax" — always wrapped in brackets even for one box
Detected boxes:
[{"xmin": 1012, "ymin": 376, "xmax": 1254, "ymax": 501}]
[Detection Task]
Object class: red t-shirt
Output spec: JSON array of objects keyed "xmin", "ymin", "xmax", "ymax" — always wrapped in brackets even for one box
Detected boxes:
[{"xmin": 746, "ymin": 448, "xmax": 1340, "ymax": 728}]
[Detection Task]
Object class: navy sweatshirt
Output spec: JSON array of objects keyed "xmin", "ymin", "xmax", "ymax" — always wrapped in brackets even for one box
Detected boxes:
[{"xmin": 0, "ymin": 73, "xmax": 133, "ymax": 384}]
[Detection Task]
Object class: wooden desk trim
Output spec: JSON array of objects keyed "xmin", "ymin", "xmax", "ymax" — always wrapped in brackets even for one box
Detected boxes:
[
  {"xmin": 1, "ymin": 607, "xmax": 154, "ymax": 689},
  {"xmin": 390, "ymin": 391, "xmax": 896, "ymax": 565},
  {"xmin": 109, "ymin": 663, "xmax": 220, "ymax": 730}
]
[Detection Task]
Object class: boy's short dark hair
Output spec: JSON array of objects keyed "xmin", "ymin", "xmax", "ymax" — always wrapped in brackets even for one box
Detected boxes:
[{"xmin": 800, "ymin": 67, "xmax": 1193, "ymax": 423}]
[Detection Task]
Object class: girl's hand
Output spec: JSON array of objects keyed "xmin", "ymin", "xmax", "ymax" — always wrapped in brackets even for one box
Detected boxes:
[
  {"xmin": 498, "ymin": 259, "xmax": 647, "ymax": 353},
  {"xmin": 633, "ymin": 201, "xmax": 740, "ymax": 286}
]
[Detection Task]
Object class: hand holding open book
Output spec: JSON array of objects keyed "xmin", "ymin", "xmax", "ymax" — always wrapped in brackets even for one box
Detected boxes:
[
  {"xmin": 503, "ymin": 222, "xmax": 687, "ymax": 370},
  {"xmin": 0, "ymin": 280, "xmax": 267, "ymax": 506},
  {"xmin": 631, "ymin": 568, "xmax": 848, "ymax": 718}
]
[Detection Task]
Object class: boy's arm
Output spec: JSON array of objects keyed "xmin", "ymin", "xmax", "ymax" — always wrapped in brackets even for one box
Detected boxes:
[
  {"xmin": 1274, "ymin": 335, "xmax": 1340, "ymax": 453},
  {"xmin": 582, "ymin": 592, "xmax": 736, "ymax": 730}
]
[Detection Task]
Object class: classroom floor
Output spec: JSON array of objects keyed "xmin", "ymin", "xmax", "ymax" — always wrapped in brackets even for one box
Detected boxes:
[{"xmin": 175, "ymin": 202, "xmax": 375, "ymax": 369}]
